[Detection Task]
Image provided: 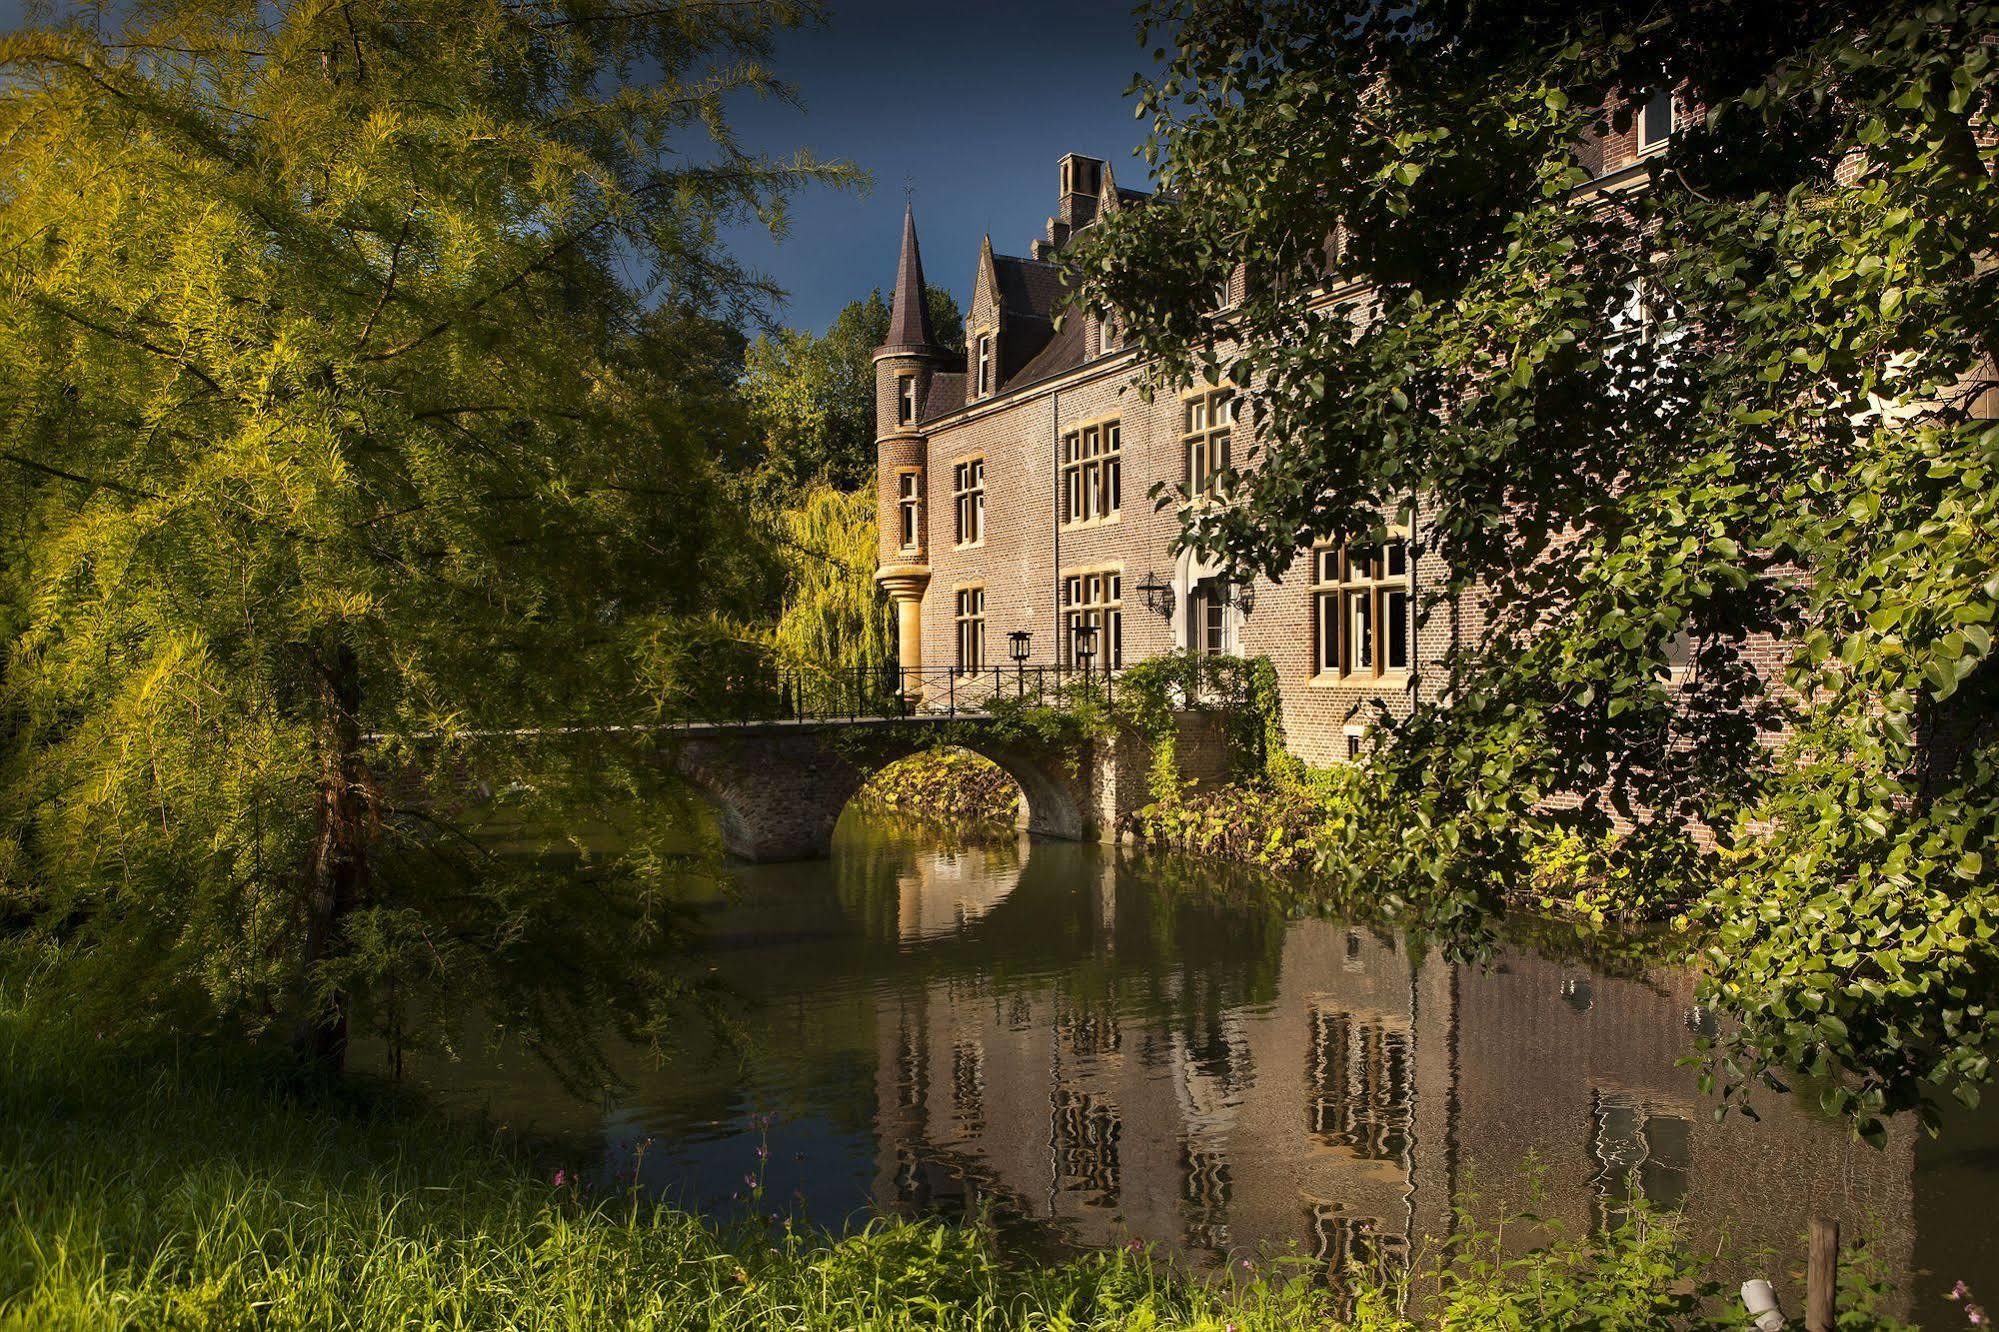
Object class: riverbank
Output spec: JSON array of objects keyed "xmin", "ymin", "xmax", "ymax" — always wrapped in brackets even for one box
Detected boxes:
[{"xmin": 0, "ymin": 948, "xmax": 1922, "ymax": 1330}]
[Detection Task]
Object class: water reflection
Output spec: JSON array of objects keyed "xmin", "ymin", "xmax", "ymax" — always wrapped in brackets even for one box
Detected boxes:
[{"xmin": 403, "ymin": 816, "xmax": 1997, "ymax": 1322}]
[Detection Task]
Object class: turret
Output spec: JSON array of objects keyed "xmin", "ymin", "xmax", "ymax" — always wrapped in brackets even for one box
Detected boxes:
[{"xmin": 873, "ymin": 206, "xmax": 951, "ymax": 679}]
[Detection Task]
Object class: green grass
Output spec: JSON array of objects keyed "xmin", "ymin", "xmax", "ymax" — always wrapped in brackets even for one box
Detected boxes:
[{"xmin": 0, "ymin": 963, "xmax": 1916, "ymax": 1330}]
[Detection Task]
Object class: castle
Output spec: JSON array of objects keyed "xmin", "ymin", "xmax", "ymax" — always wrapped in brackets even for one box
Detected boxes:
[{"xmin": 871, "ymin": 104, "xmax": 1729, "ymax": 770}]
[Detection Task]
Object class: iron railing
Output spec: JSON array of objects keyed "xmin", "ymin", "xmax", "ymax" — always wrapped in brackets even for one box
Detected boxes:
[{"xmin": 673, "ymin": 662, "xmax": 1119, "ymax": 726}]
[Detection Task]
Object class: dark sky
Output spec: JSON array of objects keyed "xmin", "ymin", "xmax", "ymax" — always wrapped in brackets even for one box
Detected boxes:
[
  {"xmin": 0, "ymin": 0, "xmax": 1157, "ymax": 334},
  {"xmin": 723, "ymin": 0, "xmax": 1158, "ymax": 333}
]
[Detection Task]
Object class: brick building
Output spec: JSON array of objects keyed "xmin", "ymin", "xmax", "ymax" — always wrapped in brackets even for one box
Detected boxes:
[{"xmin": 873, "ymin": 103, "xmax": 1700, "ymax": 770}]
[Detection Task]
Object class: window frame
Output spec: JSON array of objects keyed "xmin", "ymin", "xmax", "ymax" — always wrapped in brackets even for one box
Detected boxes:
[
  {"xmin": 952, "ymin": 456, "xmax": 985, "ymax": 548},
  {"xmin": 896, "ymin": 373, "xmax": 918, "ymax": 426},
  {"xmin": 1311, "ymin": 531, "xmax": 1413, "ymax": 684},
  {"xmin": 1060, "ymin": 417, "xmax": 1122, "ymax": 528},
  {"xmin": 1059, "ymin": 566, "xmax": 1124, "ymax": 671},
  {"xmin": 1638, "ymin": 89, "xmax": 1676, "ymax": 152},
  {"xmin": 953, "ymin": 584, "xmax": 986, "ymax": 676},
  {"xmin": 895, "ymin": 468, "xmax": 922, "ymax": 553},
  {"xmin": 973, "ymin": 331, "xmax": 994, "ymax": 398},
  {"xmin": 1181, "ymin": 388, "xmax": 1235, "ymax": 501}
]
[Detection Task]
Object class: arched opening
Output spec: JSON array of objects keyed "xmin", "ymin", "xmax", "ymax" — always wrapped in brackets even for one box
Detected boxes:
[{"xmin": 847, "ymin": 742, "xmax": 1086, "ymax": 843}]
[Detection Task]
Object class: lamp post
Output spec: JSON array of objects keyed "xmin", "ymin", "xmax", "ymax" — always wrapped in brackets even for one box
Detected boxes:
[
  {"xmin": 1073, "ymin": 621, "xmax": 1099, "ymax": 677},
  {"xmin": 1007, "ymin": 629, "xmax": 1031, "ymax": 697}
]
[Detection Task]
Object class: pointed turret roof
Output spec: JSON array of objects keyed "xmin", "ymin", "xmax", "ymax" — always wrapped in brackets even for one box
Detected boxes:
[{"xmin": 882, "ymin": 205, "xmax": 939, "ymax": 352}]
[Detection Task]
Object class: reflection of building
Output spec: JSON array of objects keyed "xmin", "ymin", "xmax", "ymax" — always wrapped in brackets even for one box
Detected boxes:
[
  {"xmin": 867, "ymin": 878, "xmax": 1916, "ymax": 1312},
  {"xmin": 894, "ymin": 844, "xmax": 1022, "ymax": 942}
]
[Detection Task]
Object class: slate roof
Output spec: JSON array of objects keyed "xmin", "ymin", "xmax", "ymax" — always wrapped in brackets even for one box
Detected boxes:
[
  {"xmin": 921, "ymin": 372, "xmax": 967, "ymax": 423},
  {"xmin": 1007, "ymin": 313, "xmax": 1086, "ymax": 393}
]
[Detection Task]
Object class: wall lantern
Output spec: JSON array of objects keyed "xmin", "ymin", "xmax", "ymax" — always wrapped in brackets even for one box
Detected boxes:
[
  {"xmin": 1007, "ymin": 629, "xmax": 1032, "ymax": 664},
  {"xmin": 1136, "ymin": 571, "xmax": 1176, "ymax": 619},
  {"xmin": 1209, "ymin": 577, "xmax": 1257, "ymax": 616}
]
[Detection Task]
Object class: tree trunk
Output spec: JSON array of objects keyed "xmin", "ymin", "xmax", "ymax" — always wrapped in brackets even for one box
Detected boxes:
[{"xmin": 294, "ymin": 636, "xmax": 373, "ymax": 1074}]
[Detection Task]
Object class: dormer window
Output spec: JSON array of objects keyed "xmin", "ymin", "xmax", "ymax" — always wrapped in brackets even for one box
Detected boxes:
[
  {"xmin": 1639, "ymin": 89, "xmax": 1676, "ymax": 151},
  {"xmin": 897, "ymin": 374, "xmax": 918, "ymax": 425},
  {"xmin": 974, "ymin": 333, "xmax": 994, "ymax": 398}
]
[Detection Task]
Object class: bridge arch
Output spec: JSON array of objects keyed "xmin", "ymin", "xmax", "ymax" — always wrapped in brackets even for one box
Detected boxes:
[{"xmin": 666, "ymin": 722, "xmax": 1094, "ymax": 862}]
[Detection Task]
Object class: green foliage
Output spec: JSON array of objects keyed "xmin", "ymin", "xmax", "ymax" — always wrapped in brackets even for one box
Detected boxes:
[
  {"xmin": 741, "ymin": 287, "xmax": 962, "ymax": 495},
  {"xmin": 770, "ymin": 485, "xmax": 893, "ymax": 674},
  {"xmin": 0, "ymin": 0, "xmax": 851, "ymax": 1068},
  {"xmin": 1072, "ymin": 0, "xmax": 1999, "ymax": 1128},
  {"xmin": 853, "ymin": 748, "xmax": 1020, "ymax": 828}
]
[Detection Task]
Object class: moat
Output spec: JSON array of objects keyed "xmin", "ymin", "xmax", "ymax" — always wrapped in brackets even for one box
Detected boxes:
[{"xmin": 405, "ymin": 813, "xmax": 1999, "ymax": 1323}]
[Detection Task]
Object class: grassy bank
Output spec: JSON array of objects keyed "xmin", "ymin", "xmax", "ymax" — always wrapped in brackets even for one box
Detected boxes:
[{"xmin": 0, "ymin": 957, "xmax": 1913, "ymax": 1330}]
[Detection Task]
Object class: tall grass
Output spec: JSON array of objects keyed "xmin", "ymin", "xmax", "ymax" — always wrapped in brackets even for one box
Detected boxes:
[{"xmin": 0, "ymin": 965, "xmax": 1335, "ymax": 1330}]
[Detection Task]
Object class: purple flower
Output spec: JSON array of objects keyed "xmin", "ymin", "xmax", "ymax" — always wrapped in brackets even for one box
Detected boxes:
[{"xmin": 551, "ymin": 1169, "xmax": 567, "ymax": 1188}]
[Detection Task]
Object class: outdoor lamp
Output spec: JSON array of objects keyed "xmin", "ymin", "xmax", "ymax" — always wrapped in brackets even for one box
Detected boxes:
[
  {"xmin": 1007, "ymin": 629, "xmax": 1032, "ymax": 664},
  {"xmin": 1073, "ymin": 622, "xmax": 1099, "ymax": 672},
  {"xmin": 1136, "ymin": 572, "xmax": 1175, "ymax": 619}
]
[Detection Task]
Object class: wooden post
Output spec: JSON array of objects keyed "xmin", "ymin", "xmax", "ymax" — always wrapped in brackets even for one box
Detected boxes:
[{"xmin": 1806, "ymin": 1217, "xmax": 1839, "ymax": 1332}]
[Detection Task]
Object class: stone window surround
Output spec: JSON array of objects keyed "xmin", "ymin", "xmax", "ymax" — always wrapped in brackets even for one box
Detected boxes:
[
  {"xmin": 953, "ymin": 583, "xmax": 986, "ymax": 676},
  {"xmin": 1060, "ymin": 564, "xmax": 1124, "ymax": 670},
  {"xmin": 951, "ymin": 454, "xmax": 986, "ymax": 549},
  {"xmin": 1311, "ymin": 527, "xmax": 1413, "ymax": 688},
  {"xmin": 1060, "ymin": 414, "xmax": 1122, "ymax": 529},
  {"xmin": 894, "ymin": 466, "xmax": 923, "ymax": 554},
  {"xmin": 1181, "ymin": 386, "xmax": 1236, "ymax": 501}
]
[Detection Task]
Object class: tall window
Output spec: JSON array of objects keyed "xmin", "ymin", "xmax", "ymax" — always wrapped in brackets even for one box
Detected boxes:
[
  {"xmin": 1638, "ymin": 89, "xmax": 1676, "ymax": 151},
  {"xmin": 1191, "ymin": 578, "xmax": 1232, "ymax": 657},
  {"xmin": 1061, "ymin": 421, "xmax": 1121, "ymax": 526},
  {"xmin": 896, "ymin": 471, "xmax": 921, "ymax": 552},
  {"xmin": 974, "ymin": 333, "xmax": 994, "ymax": 397},
  {"xmin": 1312, "ymin": 538, "xmax": 1411, "ymax": 679},
  {"xmin": 1062, "ymin": 569, "xmax": 1123, "ymax": 670},
  {"xmin": 952, "ymin": 458, "xmax": 985, "ymax": 546},
  {"xmin": 1183, "ymin": 390, "xmax": 1234, "ymax": 497},
  {"xmin": 954, "ymin": 586, "xmax": 986, "ymax": 674},
  {"xmin": 897, "ymin": 374, "xmax": 918, "ymax": 425}
]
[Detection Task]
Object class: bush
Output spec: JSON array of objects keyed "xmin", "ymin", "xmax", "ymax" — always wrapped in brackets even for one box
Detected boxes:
[{"xmin": 852, "ymin": 749, "xmax": 1020, "ymax": 828}]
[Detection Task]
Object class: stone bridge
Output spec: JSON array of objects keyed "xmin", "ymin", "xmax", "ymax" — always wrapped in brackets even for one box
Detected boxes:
[{"xmin": 667, "ymin": 712, "xmax": 1230, "ymax": 861}]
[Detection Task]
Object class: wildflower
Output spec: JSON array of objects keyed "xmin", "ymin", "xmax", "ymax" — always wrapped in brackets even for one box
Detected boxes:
[
  {"xmin": 551, "ymin": 1169, "xmax": 567, "ymax": 1188},
  {"xmin": 1124, "ymin": 1239, "xmax": 1144, "ymax": 1254}
]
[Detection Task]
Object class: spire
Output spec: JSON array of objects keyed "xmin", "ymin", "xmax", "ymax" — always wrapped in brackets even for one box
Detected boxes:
[{"xmin": 883, "ymin": 204, "xmax": 938, "ymax": 351}]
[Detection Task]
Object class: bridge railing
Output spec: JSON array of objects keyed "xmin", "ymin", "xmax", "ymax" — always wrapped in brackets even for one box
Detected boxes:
[{"xmin": 669, "ymin": 662, "xmax": 1118, "ymax": 725}]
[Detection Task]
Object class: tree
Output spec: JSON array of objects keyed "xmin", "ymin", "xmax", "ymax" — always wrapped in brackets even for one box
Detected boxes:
[
  {"xmin": 1071, "ymin": 0, "xmax": 1999, "ymax": 1133},
  {"xmin": 771, "ymin": 485, "xmax": 895, "ymax": 675},
  {"xmin": 741, "ymin": 286, "xmax": 962, "ymax": 494},
  {"xmin": 0, "ymin": 0, "xmax": 855, "ymax": 1074}
]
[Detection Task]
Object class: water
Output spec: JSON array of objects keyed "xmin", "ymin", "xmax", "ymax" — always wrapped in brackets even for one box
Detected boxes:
[{"xmin": 407, "ymin": 814, "xmax": 1999, "ymax": 1322}]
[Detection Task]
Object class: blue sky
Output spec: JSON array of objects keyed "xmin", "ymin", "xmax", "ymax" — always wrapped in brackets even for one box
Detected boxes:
[
  {"xmin": 720, "ymin": 1, "xmax": 1157, "ymax": 333},
  {"xmin": 0, "ymin": 0, "xmax": 1156, "ymax": 334}
]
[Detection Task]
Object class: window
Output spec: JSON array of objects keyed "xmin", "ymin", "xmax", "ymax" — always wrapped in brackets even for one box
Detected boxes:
[
  {"xmin": 897, "ymin": 374, "xmax": 918, "ymax": 425},
  {"xmin": 1061, "ymin": 569, "xmax": 1123, "ymax": 670},
  {"xmin": 896, "ymin": 471, "xmax": 921, "ymax": 552},
  {"xmin": 974, "ymin": 333, "xmax": 993, "ymax": 397},
  {"xmin": 1061, "ymin": 421, "xmax": 1121, "ymax": 525},
  {"xmin": 1191, "ymin": 578, "xmax": 1233, "ymax": 657},
  {"xmin": 1639, "ymin": 89, "xmax": 1676, "ymax": 151},
  {"xmin": 1183, "ymin": 390, "xmax": 1234, "ymax": 498},
  {"xmin": 1312, "ymin": 537, "xmax": 1411, "ymax": 680},
  {"xmin": 952, "ymin": 458, "xmax": 985, "ymax": 546},
  {"xmin": 954, "ymin": 586, "xmax": 985, "ymax": 674}
]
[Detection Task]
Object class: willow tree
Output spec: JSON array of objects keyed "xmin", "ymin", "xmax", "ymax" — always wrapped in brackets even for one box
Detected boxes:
[
  {"xmin": 0, "ymin": 0, "xmax": 854, "ymax": 1074},
  {"xmin": 1072, "ymin": 0, "xmax": 1999, "ymax": 1133}
]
